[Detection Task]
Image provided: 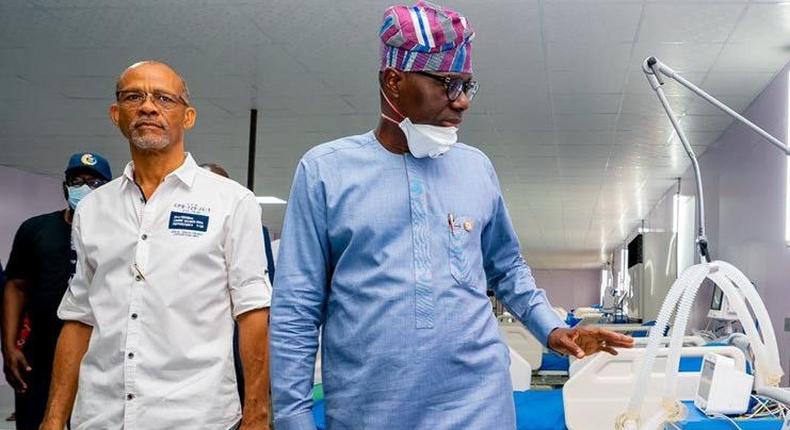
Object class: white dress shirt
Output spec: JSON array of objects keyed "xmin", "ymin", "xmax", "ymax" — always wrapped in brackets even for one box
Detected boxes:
[{"xmin": 59, "ymin": 153, "xmax": 272, "ymax": 430}]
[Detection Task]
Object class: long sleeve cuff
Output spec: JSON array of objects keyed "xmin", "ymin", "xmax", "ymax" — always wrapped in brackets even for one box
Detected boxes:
[
  {"xmin": 274, "ymin": 410, "xmax": 317, "ymax": 430},
  {"xmin": 523, "ymin": 304, "xmax": 567, "ymax": 346}
]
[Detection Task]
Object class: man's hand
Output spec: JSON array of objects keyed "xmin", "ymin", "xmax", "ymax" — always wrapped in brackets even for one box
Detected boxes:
[
  {"xmin": 38, "ymin": 321, "xmax": 92, "ymax": 429},
  {"xmin": 37, "ymin": 416, "xmax": 66, "ymax": 430},
  {"xmin": 238, "ymin": 307, "xmax": 271, "ymax": 430},
  {"xmin": 238, "ymin": 415, "xmax": 270, "ymax": 430},
  {"xmin": 2, "ymin": 346, "xmax": 31, "ymax": 392},
  {"xmin": 548, "ymin": 326, "xmax": 634, "ymax": 358}
]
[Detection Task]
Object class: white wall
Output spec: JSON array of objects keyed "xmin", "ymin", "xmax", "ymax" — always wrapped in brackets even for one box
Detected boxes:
[{"xmin": 0, "ymin": 165, "xmax": 64, "ymax": 266}]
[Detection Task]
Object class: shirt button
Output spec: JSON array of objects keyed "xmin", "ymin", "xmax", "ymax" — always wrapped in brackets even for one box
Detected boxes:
[
  {"xmin": 126, "ymin": 393, "xmax": 135, "ymax": 400},
  {"xmin": 127, "ymin": 352, "xmax": 135, "ymax": 359},
  {"xmin": 131, "ymin": 313, "xmax": 138, "ymax": 320},
  {"xmin": 141, "ymin": 234, "xmax": 148, "ymax": 240},
  {"xmin": 135, "ymin": 275, "xmax": 142, "ymax": 282}
]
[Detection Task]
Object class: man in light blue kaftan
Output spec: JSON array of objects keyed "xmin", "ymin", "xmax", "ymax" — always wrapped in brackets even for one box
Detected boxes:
[{"xmin": 270, "ymin": 2, "xmax": 634, "ymax": 430}]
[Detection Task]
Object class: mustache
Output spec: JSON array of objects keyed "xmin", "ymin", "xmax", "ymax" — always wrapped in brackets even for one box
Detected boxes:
[{"xmin": 131, "ymin": 117, "xmax": 167, "ymax": 130}]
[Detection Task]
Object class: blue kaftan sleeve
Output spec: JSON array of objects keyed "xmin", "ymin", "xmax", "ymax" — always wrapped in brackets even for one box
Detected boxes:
[
  {"xmin": 271, "ymin": 159, "xmax": 330, "ymax": 430},
  {"xmin": 480, "ymin": 164, "xmax": 567, "ymax": 346}
]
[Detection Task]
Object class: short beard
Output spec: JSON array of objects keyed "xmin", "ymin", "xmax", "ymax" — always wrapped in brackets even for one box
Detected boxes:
[
  {"xmin": 129, "ymin": 118, "xmax": 170, "ymax": 151},
  {"xmin": 130, "ymin": 131, "xmax": 170, "ymax": 151}
]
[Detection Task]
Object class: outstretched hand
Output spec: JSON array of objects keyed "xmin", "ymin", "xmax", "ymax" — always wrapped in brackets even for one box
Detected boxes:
[{"xmin": 547, "ymin": 326, "xmax": 634, "ymax": 359}]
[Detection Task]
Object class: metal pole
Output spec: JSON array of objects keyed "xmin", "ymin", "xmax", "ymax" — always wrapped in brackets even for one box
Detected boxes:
[
  {"xmin": 643, "ymin": 56, "xmax": 790, "ymax": 260},
  {"xmin": 647, "ymin": 57, "xmax": 789, "ymax": 155},
  {"xmin": 643, "ymin": 64, "xmax": 710, "ymax": 262},
  {"xmin": 247, "ymin": 109, "xmax": 258, "ymax": 191}
]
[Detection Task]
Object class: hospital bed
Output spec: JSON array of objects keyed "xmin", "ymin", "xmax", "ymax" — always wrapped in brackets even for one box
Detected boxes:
[
  {"xmin": 498, "ymin": 313, "xmax": 572, "ymax": 387},
  {"xmin": 310, "ymin": 311, "xmax": 777, "ymax": 429},
  {"xmin": 311, "ymin": 342, "xmax": 781, "ymax": 429},
  {"xmin": 564, "ymin": 345, "xmax": 750, "ymax": 428},
  {"xmin": 572, "ymin": 307, "xmax": 606, "ymax": 326},
  {"xmin": 498, "ymin": 311, "xmax": 704, "ymax": 389}
]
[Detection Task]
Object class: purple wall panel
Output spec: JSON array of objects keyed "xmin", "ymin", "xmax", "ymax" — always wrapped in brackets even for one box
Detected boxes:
[
  {"xmin": 0, "ymin": 166, "xmax": 64, "ymax": 265},
  {"xmin": 677, "ymin": 63, "xmax": 790, "ymax": 380},
  {"xmin": 533, "ymin": 268, "xmax": 601, "ymax": 311}
]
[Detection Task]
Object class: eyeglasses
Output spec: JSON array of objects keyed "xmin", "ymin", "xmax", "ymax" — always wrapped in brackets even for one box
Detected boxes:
[
  {"xmin": 67, "ymin": 177, "xmax": 108, "ymax": 189},
  {"xmin": 414, "ymin": 71, "xmax": 479, "ymax": 102},
  {"xmin": 115, "ymin": 90, "xmax": 189, "ymax": 110}
]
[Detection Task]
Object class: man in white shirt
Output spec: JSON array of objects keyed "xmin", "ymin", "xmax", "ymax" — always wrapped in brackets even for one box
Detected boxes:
[{"xmin": 39, "ymin": 61, "xmax": 273, "ymax": 430}]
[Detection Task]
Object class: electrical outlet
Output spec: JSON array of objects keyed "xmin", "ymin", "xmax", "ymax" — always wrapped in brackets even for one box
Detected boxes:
[{"xmin": 785, "ymin": 317, "xmax": 790, "ymax": 332}]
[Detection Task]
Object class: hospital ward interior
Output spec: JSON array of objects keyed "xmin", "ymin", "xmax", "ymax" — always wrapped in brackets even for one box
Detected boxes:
[{"xmin": 1, "ymin": 0, "xmax": 790, "ymax": 429}]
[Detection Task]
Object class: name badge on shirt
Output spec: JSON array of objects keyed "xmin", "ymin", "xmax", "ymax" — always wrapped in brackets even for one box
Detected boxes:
[{"xmin": 169, "ymin": 211, "xmax": 209, "ymax": 235}]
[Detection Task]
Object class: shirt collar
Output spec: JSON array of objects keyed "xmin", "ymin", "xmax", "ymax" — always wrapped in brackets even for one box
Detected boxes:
[{"xmin": 121, "ymin": 152, "xmax": 198, "ymax": 189}]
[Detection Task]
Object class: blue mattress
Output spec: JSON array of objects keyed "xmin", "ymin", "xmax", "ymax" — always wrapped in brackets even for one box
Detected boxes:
[
  {"xmin": 538, "ymin": 355, "xmax": 705, "ymax": 373},
  {"xmin": 312, "ymin": 391, "xmax": 569, "ymax": 430},
  {"xmin": 540, "ymin": 353, "xmax": 570, "ymax": 371},
  {"xmin": 513, "ymin": 392, "xmax": 781, "ymax": 430},
  {"xmin": 312, "ymin": 392, "xmax": 781, "ymax": 429},
  {"xmin": 674, "ymin": 401, "xmax": 782, "ymax": 429},
  {"xmin": 514, "ymin": 389, "xmax": 566, "ymax": 429}
]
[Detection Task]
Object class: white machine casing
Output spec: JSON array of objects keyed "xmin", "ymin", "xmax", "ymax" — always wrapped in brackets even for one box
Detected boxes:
[
  {"xmin": 563, "ymin": 346, "xmax": 747, "ymax": 429},
  {"xmin": 508, "ymin": 346, "xmax": 533, "ymax": 391},
  {"xmin": 694, "ymin": 353, "xmax": 753, "ymax": 415}
]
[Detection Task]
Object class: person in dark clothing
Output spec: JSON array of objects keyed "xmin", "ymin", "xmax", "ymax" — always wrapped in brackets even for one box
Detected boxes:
[
  {"xmin": 200, "ymin": 162, "xmax": 248, "ymax": 401},
  {"xmin": 199, "ymin": 161, "xmax": 277, "ymax": 424},
  {"xmin": 1, "ymin": 152, "xmax": 111, "ymax": 430}
]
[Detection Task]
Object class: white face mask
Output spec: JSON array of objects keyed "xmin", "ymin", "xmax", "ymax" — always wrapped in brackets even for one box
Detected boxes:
[{"xmin": 381, "ymin": 89, "xmax": 458, "ymax": 159}]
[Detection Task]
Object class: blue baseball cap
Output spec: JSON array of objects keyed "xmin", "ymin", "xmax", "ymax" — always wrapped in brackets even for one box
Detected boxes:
[{"xmin": 65, "ymin": 152, "xmax": 112, "ymax": 181}]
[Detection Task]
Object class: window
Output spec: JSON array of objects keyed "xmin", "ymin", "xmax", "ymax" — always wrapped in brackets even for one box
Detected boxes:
[{"xmin": 786, "ymin": 70, "xmax": 790, "ymax": 246}]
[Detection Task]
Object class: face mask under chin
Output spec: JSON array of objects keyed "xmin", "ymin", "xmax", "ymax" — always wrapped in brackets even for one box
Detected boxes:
[{"xmin": 380, "ymin": 88, "xmax": 458, "ymax": 159}]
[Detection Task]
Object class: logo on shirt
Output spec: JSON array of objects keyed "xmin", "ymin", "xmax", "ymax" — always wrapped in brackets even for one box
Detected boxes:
[
  {"xmin": 172, "ymin": 202, "xmax": 211, "ymax": 214},
  {"xmin": 168, "ymin": 202, "xmax": 212, "ymax": 238},
  {"xmin": 169, "ymin": 212, "xmax": 209, "ymax": 236}
]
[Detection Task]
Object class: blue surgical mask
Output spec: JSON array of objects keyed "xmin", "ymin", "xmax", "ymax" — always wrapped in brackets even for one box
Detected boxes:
[{"xmin": 67, "ymin": 185, "xmax": 93, "ymax": 210}]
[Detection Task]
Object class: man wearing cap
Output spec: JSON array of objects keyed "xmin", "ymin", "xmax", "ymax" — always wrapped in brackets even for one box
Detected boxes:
[
  {"xmin": 2, "ymin": 152, "xmax": 111, "ymax": 430},
  {"xmin": 39, "ymin": 61, "xmax": 272, "ymax": 430},
  {"xmin": 270, "ymin": 2, "xmax": 633, "ymax": 429}
]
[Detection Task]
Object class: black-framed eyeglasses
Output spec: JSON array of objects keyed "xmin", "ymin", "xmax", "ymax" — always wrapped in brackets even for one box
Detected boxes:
[
  {"xmin": 115, "ymin": 90, "xmax": 190, "ymax": 110},
  {"xmin": 67, "ymin": 177, "xmax": 108, "ymax": 189},
  {"xmin": 414, "ymin": 71, "xmax": 479, "ymax": 102}
]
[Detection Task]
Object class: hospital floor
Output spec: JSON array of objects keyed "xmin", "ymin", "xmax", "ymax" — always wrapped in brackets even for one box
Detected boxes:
[{"xmin": 0, "ymin": 385, "xmax": 17, "ymax": 430}]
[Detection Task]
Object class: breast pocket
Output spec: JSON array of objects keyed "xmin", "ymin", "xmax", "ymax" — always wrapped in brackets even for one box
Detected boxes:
[{"xmin": 448, "ymin": 215, "xmax": 482, "ymax": 288}]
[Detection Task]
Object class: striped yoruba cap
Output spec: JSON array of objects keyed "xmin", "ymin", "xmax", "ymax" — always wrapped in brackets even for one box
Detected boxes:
[{"xmin": 379, "ymin": 1, "xmax": 475, "ymax": 74}]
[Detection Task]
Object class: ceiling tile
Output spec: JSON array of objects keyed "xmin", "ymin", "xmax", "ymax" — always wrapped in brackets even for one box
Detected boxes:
[
  {"xmin": 638, "ymin": 3, "xmax": 746, "ymax": 44},
  {"xmin": 544, "ymin": 2, "xmax": 642, "ymax": 44},
  {"xmin": 715, "ymin": 43, "xmax": 790, "ymax": 72},
  {"xmin": 702, "ymin": 71, "xmax": 777, "ymax": 96},
  {"xmin": 728, "ymin": 3, "xmax": 790, "ymax": 44},
  {"xmin": 631, "ymin": 42, "xmax": 723, "ymax": 73},
  {"xmin": 1, "ymin": 0, "xmax": 787, "ymax": 269},
  {"xmin": 552, "ymin": 93, "xmax": 622, "ymax": 114}
]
